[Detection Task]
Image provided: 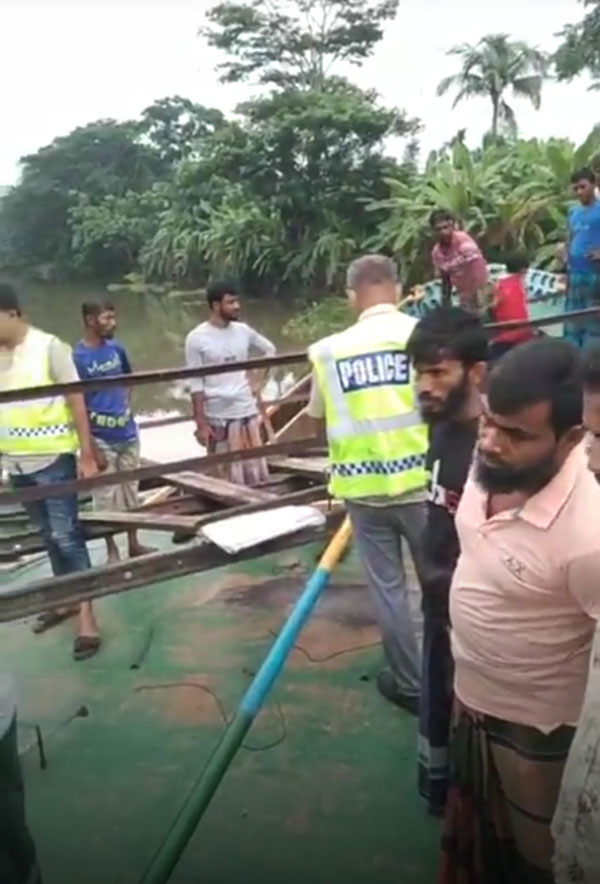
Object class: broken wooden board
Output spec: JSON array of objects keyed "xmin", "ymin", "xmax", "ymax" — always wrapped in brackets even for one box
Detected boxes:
[
  {"xmin": 267, "ymin": 456, "xmax": 328, "ymax": 480},
  {"xmin": 80, "ymin": 510, "xmax": 201, "ymax": 534},
  {"xmin": 80, "ymin": 486, "xmax": 331, "ymax": 538},
  {"xmin": 163, "ymin": 471, "xmax": 275, "ymax": 506},
  {"xmin": 0, "ymin": 511, "xmax": 345, "ymax": 622}
]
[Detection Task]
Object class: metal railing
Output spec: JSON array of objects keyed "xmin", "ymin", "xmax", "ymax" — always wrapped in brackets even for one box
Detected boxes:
[{"xmin": 0, "ymin": 303, "xmax": 597, "ymax": 620}]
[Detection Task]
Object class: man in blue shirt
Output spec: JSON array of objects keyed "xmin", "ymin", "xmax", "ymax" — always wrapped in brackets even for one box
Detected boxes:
[
  {"xmin": 73, "ymin": 302, "xmax": 154, "ymax": 563},
  {"xmin": 566, "ymin": 167, "xmax": 600, "ymax": 348}
]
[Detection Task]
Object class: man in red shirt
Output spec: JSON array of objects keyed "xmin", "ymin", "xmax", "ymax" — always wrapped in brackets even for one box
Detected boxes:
[
  {"xmin": 430, "ymin": 210, "xmax": 489, "ymax": 312},
  {"xmin": 489, "ymin": 252, "xmax": 534, "ymax": 362}
]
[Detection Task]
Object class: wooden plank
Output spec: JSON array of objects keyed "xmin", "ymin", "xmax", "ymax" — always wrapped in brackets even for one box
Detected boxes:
[
  {"xmin": 0, "ymin": 511, "xmax": 345, "ymax": 622},
  {"xmin": 138, "ymin": 486, "xmax": 178, "ymax": 508},
  {"xmin": 80, "ymin": 510, "xmax": 200, "ymax": 533},
  {"xmin": 164, "ymin": 471, "xmax": 275, "ymax": 506},
  {"xmin": 192, "ymin": 485, "xmax": 329, "ymax": 529},
  {"xmin": 82, "ymin": 486, "xmax": 331, "ymax": 537},
  {"xmin": 268, "ymin": 456, "xmax": 329, "ymax": 480}
]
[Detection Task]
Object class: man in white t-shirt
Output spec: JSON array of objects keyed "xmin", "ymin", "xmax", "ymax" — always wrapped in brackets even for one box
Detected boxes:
[{"xmin": 184, "ymin": 281, "xmax": 276, "ymax": 485}]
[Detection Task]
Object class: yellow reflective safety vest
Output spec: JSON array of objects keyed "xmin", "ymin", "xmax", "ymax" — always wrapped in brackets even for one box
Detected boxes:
[
  {"xmin": 0, "ymin": 328, "xmax": 78, "ymax": 456},
  {"xmin": 309, "ymin": 306, "xmax": 427, "ymax": 500}
]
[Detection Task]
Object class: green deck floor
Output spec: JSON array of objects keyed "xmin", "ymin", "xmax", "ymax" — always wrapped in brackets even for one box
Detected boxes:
[{"xmin": 1, "ymin": 534, "xmax": 438, "ymax": 884}]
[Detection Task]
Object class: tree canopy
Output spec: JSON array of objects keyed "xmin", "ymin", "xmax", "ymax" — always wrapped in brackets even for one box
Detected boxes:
[
  {"xmin": 201, "ymin": 0, "xmax": 399, "ymax": 87},
  {"xmin": 437, "ymin": 34, "xmax": 549, "ymax": 138},
  {"xmin": 555, "ymin": 0, "xmax": 600, "ymax": 89}
]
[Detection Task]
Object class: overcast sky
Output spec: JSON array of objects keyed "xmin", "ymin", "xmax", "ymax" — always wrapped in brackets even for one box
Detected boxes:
[{"xmin": 1, "ymin": 0, "xmax": 594, "ymax": 185}]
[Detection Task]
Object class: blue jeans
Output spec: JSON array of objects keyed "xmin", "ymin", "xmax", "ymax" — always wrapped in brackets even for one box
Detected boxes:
[{"xmin": 11, "ymin": 454, "xmax": 91, "ymax": 576}]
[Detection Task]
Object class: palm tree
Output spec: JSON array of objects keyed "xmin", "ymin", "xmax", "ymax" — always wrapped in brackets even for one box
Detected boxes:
[{"xmin": 437, "ymin": 34, "xmax": 549, "ymax": 138}]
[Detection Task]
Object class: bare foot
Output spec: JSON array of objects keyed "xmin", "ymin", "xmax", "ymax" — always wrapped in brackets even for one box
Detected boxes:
[
  {"xmin": 128, "ymin": 544, "xmax": 157, "ymax": 558},
  {"xmin": 78, "ymin": 602, "xmax": 100, "ymax": 640}
]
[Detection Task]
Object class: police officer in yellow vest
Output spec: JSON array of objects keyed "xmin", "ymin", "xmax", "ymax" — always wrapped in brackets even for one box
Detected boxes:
[
  {"xmin": 0, "ymin": 284, "xmax": 101, "ymax": 662},
  {"xmin": 308, "ymin": 255, "xmax": 428, "ymax": 712}
]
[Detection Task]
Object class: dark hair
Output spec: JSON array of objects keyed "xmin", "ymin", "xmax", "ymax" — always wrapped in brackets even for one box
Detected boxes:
[
  {"xmin": 582, "ymin": 344, "xmax": 600, "ymax": 392},
  {"xmin": 81, "ymin": 300, "xmax": 115, "ymax": 322},
  {"xmin": 407, "ymin": 306, "xmax": 488, "ymax": 367},
  {"xmin": 571, "ymin": 167, "xmax": 596, "ymax": 185},
  {"xmin": 206, "ymin": 280, "xmax": 239, "ymax": 308},
  {"xmin": 504, "ymin": 251, "xmax": 530, "ymax": 274},
  {"xmin": 346, "ymin": 254, "xmax": 398, "ymax": 291},
  {"xmin": 0, "ymin": 283, "xmax": 21, "ymax": 316},
  {"xmin": 488, "ymin": 338, "xmax": 582, "ymax": 437},
  {"xmin": 429, "ymin": 209, "xmax": 454, "ymax": 227}
]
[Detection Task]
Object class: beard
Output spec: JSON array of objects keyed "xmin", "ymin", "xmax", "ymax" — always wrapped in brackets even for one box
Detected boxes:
[
  {"xmin": 475, "ymin": 448, "xmax": 559, "ymax": 495},
  {"xmin": 419, "ymin": 372, "xmax": 471, "ymax": 424}
]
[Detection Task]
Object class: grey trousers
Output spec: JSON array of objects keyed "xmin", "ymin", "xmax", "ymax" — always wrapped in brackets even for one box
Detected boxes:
[{"xmin": 346, "ymin": 500, "xmax": 426, "ymax": 698}]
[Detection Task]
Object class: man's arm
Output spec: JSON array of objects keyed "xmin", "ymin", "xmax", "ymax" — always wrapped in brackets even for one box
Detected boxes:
[
  {"xmin": 184, "ymin": 331, "xmax": 213, "ymax": 447},
  {"xmin": 306, "ymin": 372, "xmax": 327, "ymax": 443},
  {"xmin": 247, "ymin": 326, "xmax": 276, "ymax": 357},
  {"xmin": 118, "ymin": 342, "xmax": 134, "ymax": 406},
  {"xmin": 49, "ymin": 338, "xmax": 97, "ymax": 478},
  {"xmin": 246, "ymin": 326, "xmax": 276, "ymax": 398},
  {"xmin": 566, "ymin": 546, "xmax": 600, "ymax": 621},
  {"xmin": 440, "ymin": 273, "xmax": 452, "ymax": 306}
]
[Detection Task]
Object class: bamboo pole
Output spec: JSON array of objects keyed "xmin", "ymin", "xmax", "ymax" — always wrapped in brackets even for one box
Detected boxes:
[{"xmin": 138, "ymin": 516, "xmax": 353, "ymax": 884}]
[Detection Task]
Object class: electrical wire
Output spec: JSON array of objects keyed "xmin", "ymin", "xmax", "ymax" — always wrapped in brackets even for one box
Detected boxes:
[
  {"xmin": 133, "ymin": 681, "xmax": 287, "ymax": 752},
  {"xmin": 132, "ymin": 631, "xmax": 380, "ymax": 757},
  {"xmin": 132, "ymin": 639, "xmax": 381, "ymax": 884},
  {"xmin": 267, "ymin": 628, "xmax": 381, "ymax": 663}
]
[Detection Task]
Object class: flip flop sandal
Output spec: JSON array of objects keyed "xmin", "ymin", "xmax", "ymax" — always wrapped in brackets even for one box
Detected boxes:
[
  {"xmin": 73, "ymin": 636, "xmax": 101, "ymax": 662},
  {"xmin": 32, "ymin": 609, "xmax": 77, "ymax": 634}
]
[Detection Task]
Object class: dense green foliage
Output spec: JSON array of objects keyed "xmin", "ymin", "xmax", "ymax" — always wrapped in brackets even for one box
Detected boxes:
[
  {"xmin": 555, "ymin": 0, "xmax": 600, "ymax": 89},
  {"xmin": 371, "ymin": 129, "xmax": 600, "ymax": 285},
  {"xmin": 0, "ymin": 0, "xmax": 597, "ymax": 292}
]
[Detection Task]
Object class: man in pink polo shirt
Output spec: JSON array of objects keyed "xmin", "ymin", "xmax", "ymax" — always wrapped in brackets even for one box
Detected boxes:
[
  {"xmin": 439, "ymin": 338, "xmax": 600, "ymax": 884},
  {"xmin": 430, "ymin": 210, "xmax": 489, "ymax": 312}
]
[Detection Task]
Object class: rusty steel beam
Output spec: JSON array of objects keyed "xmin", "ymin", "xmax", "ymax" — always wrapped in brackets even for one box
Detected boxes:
[
  {"xmin": 0, "ymin": 438, "xmax": 320, "ymax": 507},
  {"xmin": 0, "ymin": 511, "xmax": 345, "ymax": 623},
  {"xmin": 0, "ymin": 351, "xmax": 307, "ymax": 403},
  {"xmin": 1, "ymin": 304, "xmax": 598, "ymax": 407}
]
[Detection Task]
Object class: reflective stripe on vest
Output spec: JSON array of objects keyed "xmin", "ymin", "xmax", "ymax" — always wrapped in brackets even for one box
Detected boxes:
[
  {"xmin": 330, "ymin": 453, "xmax": 427, "ymax": 478},
  {"xmin": 0, "ymin": 328, "xmax": 78, "ymax": 456}
]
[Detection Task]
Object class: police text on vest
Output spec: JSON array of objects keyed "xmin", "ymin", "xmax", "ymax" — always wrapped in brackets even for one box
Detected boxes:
[{"xmin": 335, "ymin": 350, "xmax": 409, "ymax": 393}]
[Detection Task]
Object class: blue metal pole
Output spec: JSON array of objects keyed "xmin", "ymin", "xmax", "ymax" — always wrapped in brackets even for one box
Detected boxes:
[{"xmin": 140, "ymin": 517, "xmax": 353, "ymax": 884}]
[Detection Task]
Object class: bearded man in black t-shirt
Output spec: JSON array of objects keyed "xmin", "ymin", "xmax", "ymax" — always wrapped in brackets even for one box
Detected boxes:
[{"xmin": 406, "ymin": 307, "xmax": 488, "ymax": 816}]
